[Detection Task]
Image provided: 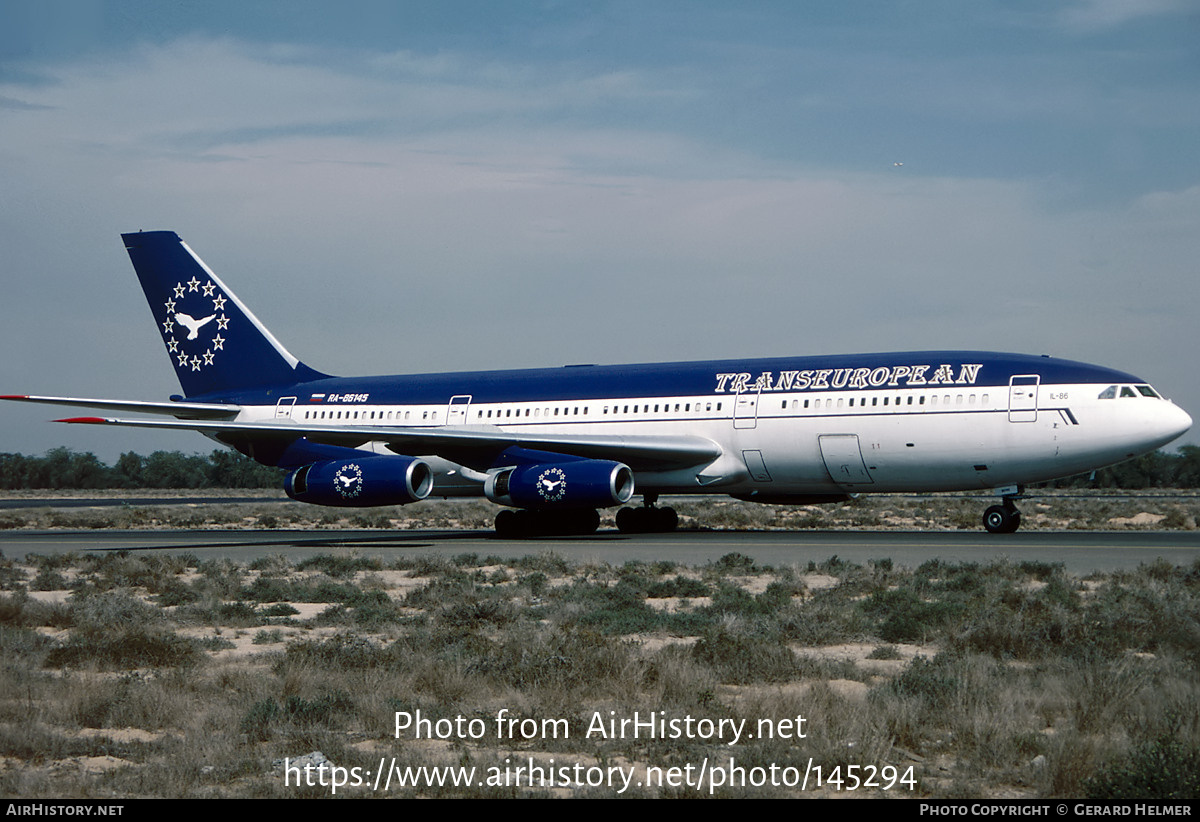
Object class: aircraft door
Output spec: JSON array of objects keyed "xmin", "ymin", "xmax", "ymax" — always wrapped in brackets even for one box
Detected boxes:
[
  {"xmin": 733, "ymin": 385, "xmax": 760, "ymax": 429},
  {"xmin": 1008, "ymin": 375, "xmax": 1039, "ymax": 422},
  {"xmin": 275, "ymin": 397, "xmax": 297, "ymax": 420},
  {"xmin": 447, "ymin": 395, "xmax": 472, "ymax": 425},
  {"xmin": 818, "ymin": 434, "xmax": 874, "ymax": 486}
]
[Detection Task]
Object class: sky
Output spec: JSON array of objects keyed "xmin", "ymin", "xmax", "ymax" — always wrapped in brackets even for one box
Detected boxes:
[{"xmin": 1, "ymin": 0, "xmax": 1198, "ymax": 461}]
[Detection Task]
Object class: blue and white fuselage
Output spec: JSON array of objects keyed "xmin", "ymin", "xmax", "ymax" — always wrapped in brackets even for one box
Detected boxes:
[
  {"xmin": 4, "ymin": 231, "xmax": 1190, "ymax": 535},
  {"xmin": 209, "ymin": 352, "xmax": 1187, "ymax": 495}
]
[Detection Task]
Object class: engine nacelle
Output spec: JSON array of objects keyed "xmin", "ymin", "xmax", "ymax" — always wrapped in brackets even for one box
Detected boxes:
[
  {"xmin": 285, "ymin": 455, "xmax": 433, "ymax": 507},
  {"xmin": 485, "ymin": 460, "xmax": 635, "ymax": 509}
]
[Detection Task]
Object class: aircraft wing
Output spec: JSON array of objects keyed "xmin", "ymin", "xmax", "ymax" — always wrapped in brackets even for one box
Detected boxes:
[
  {"xmin": 52, "ymin": 415, "xmax": 722, "ymax": 472},
  {"xmin": 1, "ymin": 395, "xmax": 241, "ymax": 420}
]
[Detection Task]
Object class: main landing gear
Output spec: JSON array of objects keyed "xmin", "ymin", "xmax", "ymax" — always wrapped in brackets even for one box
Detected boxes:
[
  {"xmin": 494, "ymin": 508, "xmax": 600, "ymax": 538},
  {"xmin": 491, "ymin": 494, "xmax": 680, "ymax": 537},
  {"xmin": 983, "ymin": 489, "xmax": 1023, "ymax": 534},
  {"xmin": 616, "ymin": 494, "xmax": 679, "ymax": 534}
]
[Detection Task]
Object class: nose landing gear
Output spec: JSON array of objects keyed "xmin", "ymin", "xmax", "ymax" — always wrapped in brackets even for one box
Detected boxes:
[{"xmin": 983, "ymin": 490, "xmax": 1023, "ymax": 534}]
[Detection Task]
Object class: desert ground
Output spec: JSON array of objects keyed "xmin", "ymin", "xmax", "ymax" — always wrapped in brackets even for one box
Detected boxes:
[{"xmin": 1, "ymin": 492, "xmax": 1197, "ymax": 798}]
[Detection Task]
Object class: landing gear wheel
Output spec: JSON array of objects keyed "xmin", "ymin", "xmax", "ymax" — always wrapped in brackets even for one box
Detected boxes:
[
  {"xmin": 494, "ymin": 508, "xmax": 600, "ymax": 538},
  {"xmin": 616, "ymin": 505, "xmax": 678, "ymax": 534},
  {"xmin": 494, "ymin": 509, "xmax": 518, "ymax": 537},
  {"xmin": 616, "ymin": 506, "xmax": 644, "ymax": 533},
  {"xmin": 655, "ymin": 506, "xmax": 679, "ymax": 532},
  {"xmin": 566, "ymin": 508, "xmax": 601, "ymax": 536},
  {"xmin": 983, "ymin": 504, "xmax": 1021, "ymax": 534}
]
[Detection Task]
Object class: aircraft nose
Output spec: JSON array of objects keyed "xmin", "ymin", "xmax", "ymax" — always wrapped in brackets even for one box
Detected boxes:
[{"xmin": 1164, "ymin": 402, "xmax": 1193, "ymax": 441}]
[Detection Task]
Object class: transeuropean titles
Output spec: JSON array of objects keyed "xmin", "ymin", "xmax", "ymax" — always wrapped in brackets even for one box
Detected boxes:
[{"xmin": 714, "ymin": 363, "xmax": 984, "ymax": 394}]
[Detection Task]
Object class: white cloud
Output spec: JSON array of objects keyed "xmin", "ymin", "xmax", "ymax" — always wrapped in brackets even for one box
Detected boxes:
[{"xmin": 1059, "ymin": 0, "xmax": 1193, "ymax": 33}]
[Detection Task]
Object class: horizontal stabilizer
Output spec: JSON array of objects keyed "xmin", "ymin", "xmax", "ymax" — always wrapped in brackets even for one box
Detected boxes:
[{"xmin": 1, "ymin": 394, "xmax": 240, "ymax": 419}]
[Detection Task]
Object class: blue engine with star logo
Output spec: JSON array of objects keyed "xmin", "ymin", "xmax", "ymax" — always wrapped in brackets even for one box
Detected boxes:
[
  {"xmin": 484, "ymin": 459, "xmax": 634, "ymax": 509},
  {"xmin": 284, "ymin": 455, "xmax": 433, "ymax": 507}
]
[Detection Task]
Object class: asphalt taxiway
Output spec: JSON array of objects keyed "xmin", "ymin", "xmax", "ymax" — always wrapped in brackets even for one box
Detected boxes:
[{"xmin": 3, "ymin": 528, "xmax": 1199, "ymax": 573}]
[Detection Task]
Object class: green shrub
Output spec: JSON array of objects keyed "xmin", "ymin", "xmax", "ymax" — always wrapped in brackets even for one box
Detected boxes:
[
  {"xmin": 281, "ymin": 634, "xmax": 396, "ymax": 669},
  {"xmin": 691, "ymin": 626, "xmax": 798, "ymax": 683},
  {"xmin": 890, "ymin": 654, "xmax": 959, "ymax": 708},
  {"xmin": 646, "ymin": 576, "xmax": 709, "ymax": 598},
  {"xmin": 712, "ymin": 552, "xmax": 757, "ymax": 572},
  {"xmin": 562, "ymin": 580, "xmax": 662, "ymax": 634},
  {"xmin": 44, "ymin": 629, "xmax": 203, "ymax": 669},
  {"xmin": 1084, "ymin": 735, "xmax": 1200, "ymax": 800}
]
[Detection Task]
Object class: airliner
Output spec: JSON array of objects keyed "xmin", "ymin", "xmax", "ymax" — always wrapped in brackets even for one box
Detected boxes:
[{"xmin": 3, "ymin": 231, "xmax": 1191, "ymax": 536}]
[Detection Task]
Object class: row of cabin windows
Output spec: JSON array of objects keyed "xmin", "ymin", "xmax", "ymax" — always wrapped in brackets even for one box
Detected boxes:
[
  {"xmin": 301, "ymin": 394, "xmax": 997, "ymax": 422},
  {"xmin": 477, "ymin": 402, "xmax": 725, "ymax": 418},
  {"xmin": 479, "ymin": 406, "xmax": 588, "ymax": 419},
  {"xmin": 781, "ymin": 393, "xmax": 990, "ymax": 410},
  {"xmin": 301, "ymin": 403, "xmax": 728, "ymax": 422},
  {"xmin": 305, "ymin": 409, "xmax": 427, "ymax": 421},
  {"xmin": 605, "ymin": 402, "xmax": 721, "ymax": 414}
]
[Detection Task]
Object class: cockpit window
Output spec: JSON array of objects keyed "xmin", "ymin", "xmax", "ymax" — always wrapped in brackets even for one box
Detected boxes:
[
  {"xmin": 1136, "ymin": 385, "xmax": 1160, "ymax": 398},
  {"xmin": 1120, "ymin": 386, "xmax": 1137, "ymax": 398},
  {"xmin": 1098, "ymin": 386, "xmax": 1116, "ymax": 399}
]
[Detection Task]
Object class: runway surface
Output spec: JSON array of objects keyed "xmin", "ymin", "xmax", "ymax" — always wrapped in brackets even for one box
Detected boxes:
[
  {"xmin": 0, "ymin": 496, "xmax": 282, "ymax": 510},
  {"xmin": 3, "ymin": 528, "xmax": 1199, "ymax": 573}
]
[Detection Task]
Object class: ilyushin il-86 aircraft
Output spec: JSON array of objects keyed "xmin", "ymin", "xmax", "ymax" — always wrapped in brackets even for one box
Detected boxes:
[{"xmin": 3, "ymin": 231, "xmax": 1192, "ymax": 536}]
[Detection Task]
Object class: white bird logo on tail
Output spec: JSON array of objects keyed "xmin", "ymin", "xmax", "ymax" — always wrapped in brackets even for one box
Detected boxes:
[{"xmin": 175, "ymin": 312, "xmax": 216, "ymax": 341}]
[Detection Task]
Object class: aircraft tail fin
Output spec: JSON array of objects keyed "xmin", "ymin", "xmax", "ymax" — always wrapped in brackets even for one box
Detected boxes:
[{"xmin": 122, "ymin": 231, "xmax": 328, "ymax": 398}]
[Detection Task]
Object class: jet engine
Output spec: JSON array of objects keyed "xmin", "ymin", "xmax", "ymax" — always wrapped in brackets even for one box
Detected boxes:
[
  {"xmin": 485, "ymin": 460, "xmax": 634, "ymax": 509},
  {"xmin": 284, "ymin": 455, "xmax": 433, "ymax": 507}
]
